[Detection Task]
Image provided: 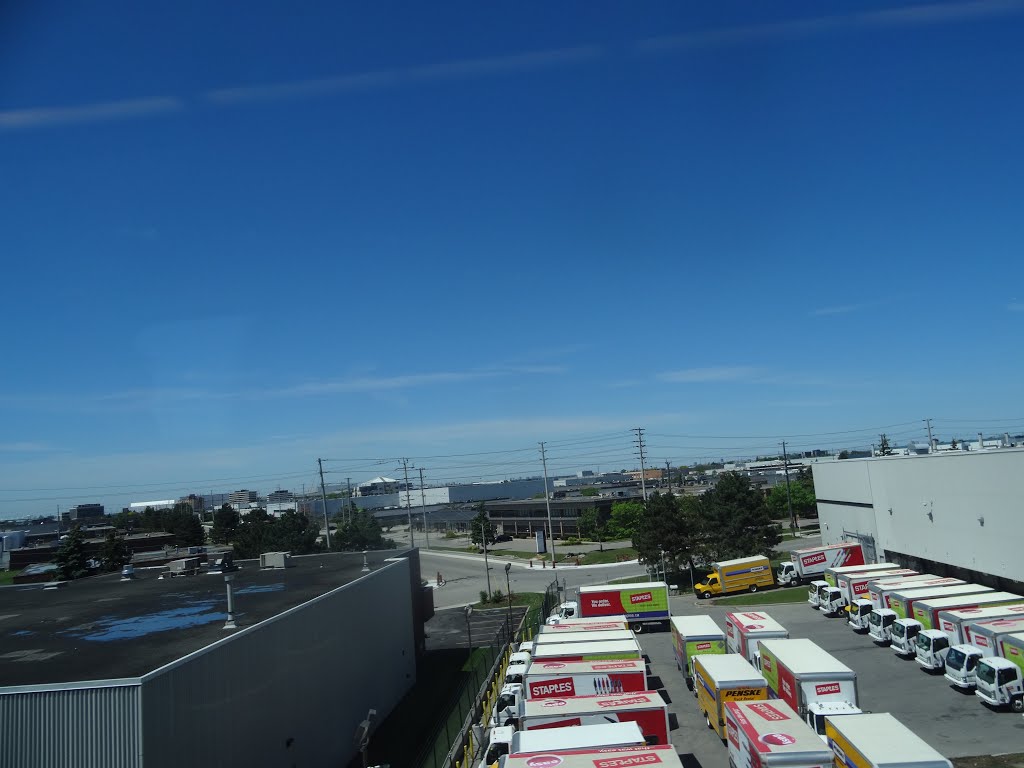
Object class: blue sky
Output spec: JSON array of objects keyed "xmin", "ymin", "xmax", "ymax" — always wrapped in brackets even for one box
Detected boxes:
[{"xmin": 3, "ymin": 1, "xmax": 1024, "ymax": 514}]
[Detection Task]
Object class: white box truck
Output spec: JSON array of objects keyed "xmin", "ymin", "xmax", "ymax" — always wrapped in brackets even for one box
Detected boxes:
[
  {"xmin": 548, "ymin": 582, "xmax": 670, "ymax": 633},
  {"xmin": 540, "ymin": 617, "xmax": 629, "ymax": 633},
  {"xmin": 847, "ymin": 574, "xmax": 943, "ymax": 631},
  {"xmin": 820, "ymin": 569, "xmax": 916, "ymax": 618},
  {"xmin": 823, "ymin": 562, "xmax": 902, "ymax": 588},
  {"xmin": 757, "ymin": 638, "xmax": 861, "ymax": 738},
  {"xmin": 725, "ymin": 611, "xmax": 789, "ymax": 668},
  {"xmin": 530, "ymin": 639, "xmax": 642, "ymax": 665},
  {"xmin": 777, "ymin": 542, "xmax": 865, "ymax": 587},
  {"xmin": 671, "ymin": 615, "xmax": 726, "ymax": 691},
  {"xmin": 917, "ymin": 603, "xmax": 1024, "ymax": 673},
  {"xmin": 523, "ymin": 629, "xmax": 637, "ymax": 654},
  {"xmin": 523, "ymin": 659, "xmax": 648, "ymax": 699},
  {"xmin": 726, "ymin": 700, "xmax": 834, "ymax": 768},
  {"xmin": 824, "ymin": 713, "xmax": 952, "ymax": 768},
  {"xmin": 481, "ymin": 721, "xmax": 645, "ymax": 767},
  {"xmin": 519, "ymin": 691, "xmax": 670, "ymax": 745},
  {"xmin": 884, "ymin": 585, "xmax": 993, "ymax": 652},
  {"xmin": 867, "ymin": 582, "xmax": 973, "ymax": 644},
  {"xmin": 502, "ymin": 746, "xmax": 683, "ymax": 768},
  {"xmin": 975, "ymin": 632, "xmax": 1024, "ymax": 712},
  {"xmin": 945, "ymin": 617, "xmax": 1024, "ymax": 689},
  {"xmin": 913, "ymin": 595, "xmax": 1024, "ymax": 670}
]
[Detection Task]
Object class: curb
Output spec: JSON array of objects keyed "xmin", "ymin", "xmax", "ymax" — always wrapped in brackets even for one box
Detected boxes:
[{"xmin": 419, "ymin": 549, "xmax": 642, "ymax": 570}]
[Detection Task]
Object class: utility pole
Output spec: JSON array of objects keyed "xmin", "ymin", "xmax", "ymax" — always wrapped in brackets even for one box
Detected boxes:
[
  {"xmin": 418, "ymin": 467, "xmax": 429, "ymax": 550},
  {"xmin": 317, "ymin": 458, "xmax": 331, "ymax": 549},
  {"xmin": 346, "ymin": 477, "xmax": 352, "ymax": 525},
  {"xmin": 634, "ymin": 428, "xmax": 648, "ymax": 501},
  {"xmin": 665, "ymin": 460, "xmax": 672, "ymax": 493},
  {"xmin": 925, "ymin": 418, "xmax": 934, "ymax": 453},
  {"xmin": 539, "ymin": 441, "xmax": 556, "ymax": 568},
  {"xmin": 781, "ymin": 441, "xmax": 796, "ymax": 534},
  {"xmin": 401, "ymin": 458, "xmax": 415, "ymax": 549}
]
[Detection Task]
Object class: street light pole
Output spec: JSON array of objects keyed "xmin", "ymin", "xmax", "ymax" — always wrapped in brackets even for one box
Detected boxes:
[
  {"xmin": 418, "ymin": 467, "xmax": 430, "ymax": 550},
  {"xmin": 504, "ymin": 562, "xmax": 513, "ymax": 632},
  {"xmin": 464, "ymin": 605, "xmax": 474, "ymax": 649},
  {"xmin": 539, "ymin": 441, "xmax": 556, "ymax": 569}
]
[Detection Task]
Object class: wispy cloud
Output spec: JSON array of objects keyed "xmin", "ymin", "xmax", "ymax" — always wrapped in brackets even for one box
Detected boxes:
[
  {"xmin": 0, "ymin": 442, "xmax": 52, "ymax": 453},
  {"xmin": 811, "ymin": 304, "xmax": 862, "ymax": 317},
  {"xmin": 0, "ymin": 96, "xmax": 182, "ymax": 130},
  {"xmin": 205, "ymin": 45, "xmax": 602, "ymax": 106},
  {"xmin": 1008, "ymin": 302, "xmax": 1024, "ymax": 312},
  {"xmin": 657, "ymin": 366, "xmax": 759, "ymax": 384}
]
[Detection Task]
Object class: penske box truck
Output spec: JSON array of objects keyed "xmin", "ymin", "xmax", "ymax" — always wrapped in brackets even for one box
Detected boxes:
[
  {"xmin": 524, "ymin": 659, "xmax": 648, "ymax": 699},
  {"xmin": 916, "ymin": 603, "xmax": 1024, "ymax": 672},
  {"xmin": 726, "ymin": 611, "xmax": 789, "ymax": 667},
  {"xmin": 549, "ymin": 583, "xmax": 670, "ymax": 633},
  {"xmin": 726, "ymin": 700, "xmax": 834, "ymax": 768},
  {"xmin": 671, "ymin": 615, "xmax": 726, "ymax": 691},
  {"xmin": 824, "ymin": 713, "xmax": 952, "ymax": 768},
  {"xmin": 519, "ymin": 691, "xmax": 670, "ymax": 745},
  {"xmin": 694, "ymin": 653, "xmax": 769, "ymax": 740},
  {"xmin": 777, "ymin": 542, "xmax": 864, "ymax": 587},
  {"xmin": 695, "ymin": 556, "xmax": 774, "ymax": 599},
  {"xmin": 757, "ymin": 638, "xmax": 861, "ymax": 737}
]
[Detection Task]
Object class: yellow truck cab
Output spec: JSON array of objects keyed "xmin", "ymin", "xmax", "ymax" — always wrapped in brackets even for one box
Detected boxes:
[{"xmin": 696, "ymin": 556, "xmax": 774, "ymax": 599}]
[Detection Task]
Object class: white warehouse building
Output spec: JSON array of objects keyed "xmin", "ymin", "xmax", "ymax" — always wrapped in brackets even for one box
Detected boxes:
[{"xmin": 812, "ymin": 448, "xmax": 1024, "ymax": 592}]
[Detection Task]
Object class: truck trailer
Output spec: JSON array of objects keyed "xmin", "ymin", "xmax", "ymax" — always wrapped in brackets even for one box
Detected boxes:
[
  {"xmin": 889, "ymin": 586, "xmax": 1004, "ymax": 656},
  {"xmin": 548, "ymin": 582, "xmax": 670, "ymax": 633},
  {"xmin": 819, "ymin": 568, "xmax": 916, "ymax": 618},
  {"xmin": 725, "ymin": 700, "xmax": 834, "ymax": 768},
  {"xmin": 869, "ymin": 583, "xmax": 982, "ymax": 645},
  {"xmin": 523, "ymin": 629, "xmax": 637, "ymax": 654},
  {"xmin": 695, "ymin": 556, "xmax": 774, "ymax": 599},
  {"xmin": 824, "ymin": 713, "xmax": 952, "ymax": 768},
  {"xmin": 519, "ymin": 691, "xmax": 670, "ymax": 745},
  {"xmin": 540, "ymin": 617, "xmax": 629, "ymax": 633},
  {"xmin": 917, "ymin": 603, "xmax": 1024, "ymax": 672},
  {"xmin": 945, "ymin": 617, "xmax": 1024, "ymax": 690},
  {"xmin": 694, "ymin": 653, "xmax": 769, "ymax": 740},
  {"xmin": 725, "ymin": 611, "xmax": 789, "ymax": 668},
  {"xmin": 671, "ymin": 615, "xmax": 726, "ymax": 691},
  {"xmin": 523, "ymin": 659, "xmax": 648, "ymax": 700},
  {"xmin": 481, "ymin": 721, "xmax": 646, "ymax": 767},
  {"xmin": 757, "ymin": 638, "xmax": 861, "ymax": 737},
  {"xmin": 777, "ymin": 542, "xmax": 864, "ymax": 587},
  {"xmin": 975, "ymin": 632, "xmax": 1024, "ymax": 713},
  {"xmin": 530, "ymin": 639, "xmax": 642, "ymax": 665},
  {"xmin": 502, "ymin": 745, "xmax": 684, "ymax": 768},
  {"xmin": 823, "ymin": 562, "xmax": 901, "ymax": 588}
]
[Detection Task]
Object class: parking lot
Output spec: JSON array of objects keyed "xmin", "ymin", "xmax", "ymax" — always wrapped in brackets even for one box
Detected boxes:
[{"xmin": 638, "ymin": 597, "xmax": 1024, "ymax": 768}]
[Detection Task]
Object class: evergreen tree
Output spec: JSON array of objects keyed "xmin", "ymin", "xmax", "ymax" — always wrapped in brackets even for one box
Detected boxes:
[
  {"xmin": 211, "ymin": 504, "xmax": 240, "ymax": 544},
  {"xmin": 99, "ymin": 531, "xmax": 130, "ymax": 572},
  {"xmin": 469, "ymin": 505, "xmax": 496, "ymax": 548},
  {"xmin": 53, "ymin": 525, "xmax": 89, "ymax": 580},
  {"xmin": 698, "ymin": 472, "xmax": 781, "ymax": 561}
]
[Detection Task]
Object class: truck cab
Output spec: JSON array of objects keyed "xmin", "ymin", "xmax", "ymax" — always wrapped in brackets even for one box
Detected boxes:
[
  {"xmin": 890, "ymin": 618, "xmax": 923, "ymax": 656},
  {"xmin": 777, "ymin": 561, "xmax": 798, "ymax": 587},
  {"xmin": 975, "ymin": 657, "xmax": 1024, "ymax": 712},
  {"xmin": 807, "ymin": 580, "xmax": 828, "ymax": 608},
  {"xmin": 504, "ymin": 651, "xmax": 531, "ymax": 685},
  {"xmin": 819, "ymin": 586, "xmax": 845, "ymax": 616},
  {"xmin": 915, "ymin": 630, "xmax": 952, "ymax": 671},
  {"xmin": 491, "ymin": 683, "xmax": 524, "ymax": 728},
  {"xmin": 868, "ymin": 608, "xmax": 897, "ymax": 643},
  {"xmin": 943, "ymin": 644, "xmax": 985, "ymax": 688},
  {"xmin": 546, "ymin": 601, "xmax": 578, "ymax": 624},
  {"xmin": 481, "ymin": 725, "xmax": 515, "ymax": 767},
  {"xmin": 805, "ymin": 701, "xmax": 862, "ymax": 741},
  {"xmin": 848, "ymin": 599, "xmax": 873, "ymax": 630}
]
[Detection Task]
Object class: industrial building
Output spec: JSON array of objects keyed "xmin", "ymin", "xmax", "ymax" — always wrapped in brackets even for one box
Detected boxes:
[
  {"xmin": 485, "ymin": 494, "xmax": 637, "ymax": 539},
  {"xmin": 0, "ymin": 549, "xmax": 429, "ymax": 767},
  {"xmin": 812, "ymin": 448, "xmax": 1024, "ymax": 592}
]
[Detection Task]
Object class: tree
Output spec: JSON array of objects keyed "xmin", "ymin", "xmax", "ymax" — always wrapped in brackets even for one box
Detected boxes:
[
  {"xmin": 331, "ymin": 510, "xmax": 394, "ymax": 551},
  {"xmin": 469, "ymin": 505, "xmax": 496, "ymax": 548},
  {"xmin": 698, "ymin": 472, "xmax": 781, "ymax": 561},
  {"xmin": 878, "ymin": 433, "xmax": 894, "ymax": 456},
  {"xmin": 165, "ymin": 507, "xmax": 204, "ymax": 546},
  {"xmin": 99, "ymin": 531, "xmax": 130, "ymax": 572},
  {"xmin": 211, "ymin": 504, "xmax": 240, "ymax": 544},
  {"xmin": 632, "ymin": 492, "xmax": 704, "ymax": 583},
  {"xmin": 580, "ymin": 487, "xmax": 599, "ymax": 497},
  {"xmin": 838, "ymin": 450, "xmax": 850, "ymax": 460},
  {"xmin": 766, "ymin": 471, "xmax": 817, "ymax": 522},
  {"xmin": 607, "ymin": 500, "xmax": 645, "ymax": 540},
  {"xmin": 577, "ymin": 507, "xmax": 609, "ymax": 551},
  {"xmin": 273, "ymin": 511, "xmax": 320, "ymax": 554},
  {"xmin": 53, "ymin": 525, "xmax": 89, "ymax": 581},
  {"xmin": 950, "ymin": 437, "xmax": 959, "ymax": 450}
]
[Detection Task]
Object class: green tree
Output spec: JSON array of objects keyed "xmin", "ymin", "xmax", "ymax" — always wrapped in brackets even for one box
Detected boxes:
[
  {"xmin": 211, "ymin": 504, "xmax": 240, "ymax": 544},
  {"xmin": 53, "ymin": 525, "xmax": 89, "ymax": 580},
  {"xmin": 632, "ymin": 492, "xmax": 704, "ymax": 582},
  {"xmin": 878, "ymin": 433, "xmax": 894, "ymax": 456},
  {"xmin": 607, "ymin": 500, "xmax": 644, "ymax": 540},
  {"xmin": 469, "ymin": 505, "xmax": 496, "ymax": 548},
  {"xmin": 699, "ymin": 472, "xmax": 781, "ymax": 561},
  {"xmin": 837, "ymin": 450, "xmax": 850, "ymax": 460},
  {"xmin": 99, "ymin": 531, "xmax": 130, "ymax": 572},
  {"xmin": 765, "ymin": 471, "xmax": 817, "ymax": 522},
  {"xmin": 579, "ymin": 487, "xmax": 599, "ymax": 497},
  {"xmin": 577, "ymin": 507, "xmax": 609, "ymax": 551},
  {"xmin": 331, "ymin": 510, "xmax": 394, "ymax": 551},
  {"xmin": 232, "ymin": 508, "xmax": 275, "ymax": 558},
  {"xmin": 274, "ymin": 511, "xmax": 320, "ymax": 554}
]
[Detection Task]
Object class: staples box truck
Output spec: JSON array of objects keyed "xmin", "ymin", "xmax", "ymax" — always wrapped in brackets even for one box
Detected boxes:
[
  {"xmin": 524, "ymin": 630, "xmax": 637, "ymax": 654},
  {"xmin": 777, "ymin": 542, "xmax": 864, "ymax": 587},
  {"xmin": 757, "ymin": 638, "xmax": 861, "ymax": 737},
  {"xmin": 520, "ymin": 691, "xmax": 670, "ymax": 745},
  {"xmin": 975, "ymin": 631, "xmax": 1024, "ymax": 712},
  {"xmin": 524, "ymin": 659, "xmax": 647, "ymax": 699},
  {"xmin": 945, "ymin": 618, "xmax": 1024, "ymax": 689},
  {"xmin": 823, "ymin": 562, "xmax": 902, "ymax": 588},
  {"xmin": 867, "ymin": 581, "xmax": 970, "ymax": 644},
  {"xmin": 482, "ymin": 721, "xmax": 646, "ymax": 767},
  {"xmin": 911, "ymin": 594, "xmax": 1024, "ymax": 668},
  {"xmin": 867, "ymin": 576, "xmax": 956, "ymax": 610},
  {"xmin": 558, "ymin": 582, "xmax": 670, "ymax": 633},
  {"xmin": 726, "ymin": 612, "xmax": 789, "ymax": 667},
  {"xmin": 694, "ymin": 653, "xmax": 769, "ymax": 740},
  {"xmin": 540, "ymin": 618, "xmax": 630, "ymax": 633},
  {"xmin": 917, "ymin": 603, "xmax": 1024, "ymax": 672},
  {"xmin": 726, "ymin": 700, "xmax": 834, "ymax": 768},
  {"xmin": 531, "ymin": 640, "xmax": 642, "ymax": 665},
  {"xmin": 671, "ymin": 615, "xmax": 726, "ymax": 691},
  {"xmin": 695, "ymin": 556, "xmax": 774, "ymax": 599},
  {"xmin": 502, "ymin": 745, "xmax": 684, "ymax": 768},
  {"xmin": 820, "ymin": 569, "xmax": 916, "ymax": 618},
  {"xmin": 884, "ymin": 585, "xmax": 993, "ymax": 652},
  {"xmin": 824, "ymin": 713, "xmax": 952, "ymax": 768}
]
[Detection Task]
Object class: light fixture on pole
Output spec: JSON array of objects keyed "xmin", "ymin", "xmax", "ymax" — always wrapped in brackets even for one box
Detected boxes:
[{"xmin": 504, "ymin": 562, "xmax": 513, "ymax": 631}]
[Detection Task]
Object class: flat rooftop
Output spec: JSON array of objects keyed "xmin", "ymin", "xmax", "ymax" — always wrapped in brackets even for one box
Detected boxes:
[{"xmin": 0, "ymin": 549, "xmax": 410, "ymax": 687}]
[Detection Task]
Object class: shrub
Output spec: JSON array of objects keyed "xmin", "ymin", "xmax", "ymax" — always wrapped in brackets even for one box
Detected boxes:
[
  {"xmin": 479, "ymin": 590, "xmax": 489, "ymax": 604},
  {"xmin": 491, "ymin": 589, "xmax": 504, "ymax": 603}
]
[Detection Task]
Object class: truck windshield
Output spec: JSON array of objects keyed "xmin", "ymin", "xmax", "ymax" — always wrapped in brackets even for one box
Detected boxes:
[
  {"xmin": 917, "ymin": 634, "xmax": 931, "ymax": 651},
  {"xmin": 892, "ymin": 623, "xmax": 905, "ymax": 638},
  {"xmin": 945, "ymin": 648, "xmax": 965, "ymax": 670},
  {"xmin": 976, "ymin": 663, "xmax": 996, "ymax": 685}
]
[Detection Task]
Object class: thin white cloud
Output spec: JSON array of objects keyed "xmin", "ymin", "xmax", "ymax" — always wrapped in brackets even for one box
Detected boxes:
[
  {"xmin": 811, "ymin": 304, "xmax": 862, "ymax": 317},
  {"xmin": 206, "ymin": 45, "xmax": 602, "ymax": 106},
  {"xmin": 0, "ymin": 97, "xmax": 182, "ymax": 130},
  {"xmin": 1008, "ymin": 302, "xmax": 1024, "ymax": 312},
  {"xmin": 657, "ymin": 366, "xmax": 759, "ymax": 384},
  {"xmin": 0, "ymin": 442, "xmax": 51, "ymax": 453}
]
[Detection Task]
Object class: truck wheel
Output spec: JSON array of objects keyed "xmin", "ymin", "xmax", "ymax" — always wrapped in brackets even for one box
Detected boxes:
[
  {"xmin": 749, "ymin": 584, "xmax": 758, "ymax": 593},
  {"xmin": 700, "ymin": 591, "xmax": 711, "ymax": 600},
  {"xmin": 1012, "ymin": 697, "xmax": 1024, "ymax": 713},
  {"xmin": 631, "ymin": 623, "xmax": 644, "ymax": 634},
  {"xmin": 704, "ymin": 712, "xmax": 712, "ymax": 729}
]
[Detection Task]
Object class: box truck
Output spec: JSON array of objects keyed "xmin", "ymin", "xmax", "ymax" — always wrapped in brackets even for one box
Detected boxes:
[
  {"xmin": 867, "ymin": 576, "xmax": 957, "ymax": 610},
  {"xmin": 777, "ymin": 542, "xmax": 864, "ymax": 587},
  {"xmin": 944, "ymin": 618, "xmax": 1024, "ymax": 690},
  {"xmin": 868, "ymin": 583, "xmax": 979, "ymax": 644},
  {"xmin": 671, "ymin": 615, "xmax": 726, "ymax": 691},
  {"xmin": 524, "ymin": 659, "xmax": 648, "ymax": 700},
  {"xmin": 819, "ymin": 569, "xmax": 916, "ymax": 618},
  {"xmin": 523, "ymin": 630, "xmax": 637, "ymax": 654},
  {"xmin": 725, "ymin": 700, "xmax": 834, "ymax": 768},
  {"xmin": 502, "ymin": 745, "xmax": 684, "ymax": 768},
  {"xmin": 824, "ymin": 713, "xmax": 952, "ymax": 768},
  {"xmin": 548, "ymin": 583, "xmax": 670, "ymax": 633},
  {"xmin": 917, "ymin": 603, "xmax": 1024, "ymax": 672},
  {"xmin": 530, "ymin": 640, "xmax": 642, "ymax": 665},
  {"xmin": 696, "ymin": 556, "xmax": 774, "ymax": 599},
  {"xmin": 975, "ymin": 639, "xmax": 1024, "ymax": 713},
  {"xmin": 889, "ymin": 586, "xmax": 1004, "ymax": 656},
  {"xmin": 823, "ymin": 562, "xmax": 902, "ymax": 588},
  {"xmin": 481, "ymin": 721, "xmax": 646, "ymax": 767},
  {"xmin": 505, "ymin": 650, "xmax": 533, "ymax": 684},
  {"xmin": 540, "ymin": 618, "xmax": 629, "ymax": 633},
  {"xmin": 757, "ymin": 638, "xmax": 861, "ymax": 737},
  {"xmin": 726, "ymin": 611, "xmax": 789, "ymax": 668},
  {"xmin": 519, "ymin": 691, "xmax": 670, "ymax": 745},
  {"xmin": 694, "ymin": 653, "xmax": 769, "ymax": 740},
  {"xmin": 847, "ymin": 574, "xmax": 944, "ymax": 631}
]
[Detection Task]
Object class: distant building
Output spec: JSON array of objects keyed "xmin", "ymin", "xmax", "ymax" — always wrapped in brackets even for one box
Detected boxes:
[
  {"xmin": 176, "ymin": 494, "xmax": 205, "ymax": 514},
  {"xmin": 228, "ymin": 489, "xmax": 259, "ymax": 505},
  {"xmin": 128, "ymin": 500, "xmax": 176, "ymax": 512},
  {"xmin": 67, "ymin": 503, "xmax": 104, "ymax": 520},
  {"xmin": 357, "ymin": 477, "xmax": 403, "ymax": 496},
  {"xmin": 267, "ymin": 489, "xmax": 293, "ymax": 504}
]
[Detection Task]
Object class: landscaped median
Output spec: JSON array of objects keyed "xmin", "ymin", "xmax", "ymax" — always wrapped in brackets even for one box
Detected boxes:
[{"xmin": 709, "ymin": 585, "xmax": 809, "ymax": 607}]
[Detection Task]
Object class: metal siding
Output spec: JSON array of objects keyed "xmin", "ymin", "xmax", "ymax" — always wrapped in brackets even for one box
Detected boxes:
[{"xmin": 0, "ymin": 683, "xmax": 141, "ymax": 768}]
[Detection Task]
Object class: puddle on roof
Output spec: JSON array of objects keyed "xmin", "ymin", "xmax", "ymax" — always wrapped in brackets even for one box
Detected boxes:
[
  {"xmin": 59, "ymin": 602, "xmax": 227, "ymax": 642},
  {"xmin": 234, "ymin": 583, "xmax": 284, "ymax": 595}
]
